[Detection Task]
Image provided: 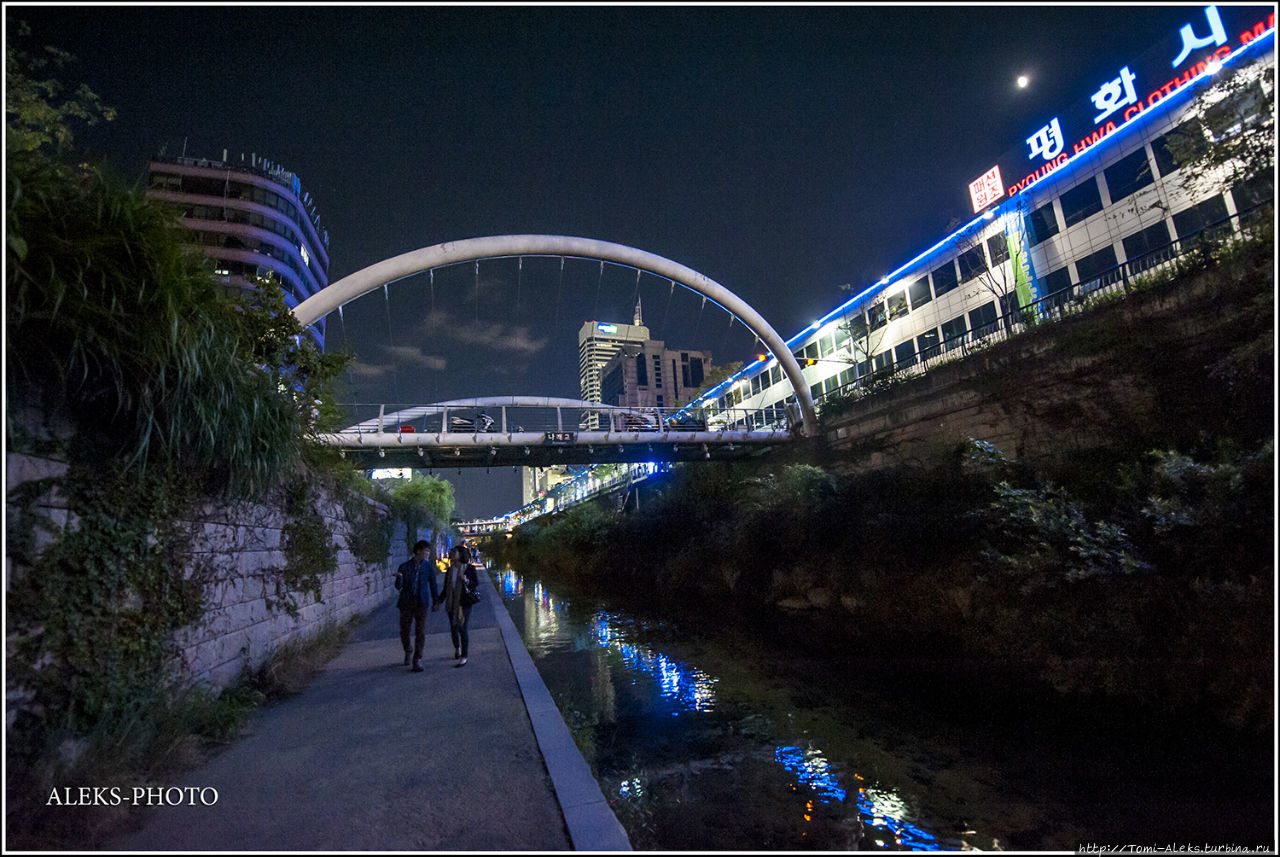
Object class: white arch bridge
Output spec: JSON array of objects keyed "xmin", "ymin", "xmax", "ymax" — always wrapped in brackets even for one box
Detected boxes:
[{"xmin": 315, "ymin": 396, "xmax": 796, "ymax": 469}]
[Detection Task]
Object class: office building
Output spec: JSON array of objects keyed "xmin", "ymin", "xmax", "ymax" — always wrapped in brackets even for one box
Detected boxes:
[
  {"xmin": 599, "ymin": 341, "xmax": 711, "ymax": 412},
  {"xmin": 578, "ymin": 300, "xmax": 650, "ymax": 407}
]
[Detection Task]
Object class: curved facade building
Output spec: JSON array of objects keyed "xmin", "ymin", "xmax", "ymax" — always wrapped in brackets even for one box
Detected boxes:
[{"xmin": 146, "ymin": 152, "xmax": 331, "ymax": 347}]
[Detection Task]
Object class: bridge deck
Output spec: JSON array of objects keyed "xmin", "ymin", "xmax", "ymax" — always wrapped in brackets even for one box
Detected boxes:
[{"xmin": 321, "ymin": 428, "xmax": 792, "ymax": 468}]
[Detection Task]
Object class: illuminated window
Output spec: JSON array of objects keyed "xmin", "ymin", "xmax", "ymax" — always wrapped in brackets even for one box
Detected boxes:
[
  {"xmin": 957, "ymin": 245, "xmax": 988, "ymax": 282},
  {"xmin": 917, "ymin": 328, "xmax": 940, "ymax": 360},
  {"xmin": 887, "ymin": 290, "xmax": 909, "ymax": 320},
  {"xmin": 987, "ymin": 234, "xmax": 1010, "ymax": 266},
  {"xmin": 1104, "ymin": 148, "xmax": 1155, "ymax": 203},
  {"xmin": 867, "ymin": 300, "xmax": 887, "ymax": 331},
  {"xmin": 1026, "ymin": 201, "xmax": 1059, "ymax": 246},
  {"xmin": 1060, "ymin": 178, "xmax": 1104, "ymax": 227},
  {"xmin": 908, "ymin": 276, "xmax": 932, "ymax": 309},
  {"xmin": 931, "ymin": 260, "xmax": 959, "ymax": 296}
]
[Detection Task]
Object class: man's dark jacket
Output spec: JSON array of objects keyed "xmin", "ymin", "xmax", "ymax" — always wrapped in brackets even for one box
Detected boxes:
[{"xmin": 395, "ymin": 554, "xmax": 440, "ymax": 609}]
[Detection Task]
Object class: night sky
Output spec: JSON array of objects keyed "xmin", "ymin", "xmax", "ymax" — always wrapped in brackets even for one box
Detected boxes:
[{"xmin": 9, "ymin": 3, "xmax": 1222, "ymax": 519}]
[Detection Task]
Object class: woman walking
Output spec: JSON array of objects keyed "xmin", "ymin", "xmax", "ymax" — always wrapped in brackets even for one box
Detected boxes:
[{"xmin": 442, "ymin": 543, "xmax": 479, "ymax": 666}]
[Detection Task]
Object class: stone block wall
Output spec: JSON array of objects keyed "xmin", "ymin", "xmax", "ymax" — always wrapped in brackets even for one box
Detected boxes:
[
  {"xmin": 5, "ymin": 447, "xmax": 402, "ymax": 694},
  {"xmin": 168, "ymin": 494, "xmax": 403, "ymax": 690}
]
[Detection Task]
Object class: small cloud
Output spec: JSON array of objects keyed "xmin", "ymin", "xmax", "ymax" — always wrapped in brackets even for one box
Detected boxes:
[
  {"xmin": 454, "ymin": 322, "xmax": 547, "ymax": 356},
  {"xmin": 417, "ymin": 307, "xmax": 546, "ymax": 355},
  {"xmin": 348, "ymin": 361, "xmax": 390, "ymax": 379},
  {"xmin": 383, "ymin": 344, "xmax": 448, "ymax": 371}
]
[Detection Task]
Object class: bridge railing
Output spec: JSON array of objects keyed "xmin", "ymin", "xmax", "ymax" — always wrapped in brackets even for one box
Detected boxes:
[{"xmin": 333, "ymin": 401, "xmax": 794, "ymax": 438}]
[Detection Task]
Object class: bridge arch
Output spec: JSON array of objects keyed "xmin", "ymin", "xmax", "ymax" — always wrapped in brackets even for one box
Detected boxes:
[{"xmin": 291, "ymin": 235, "xmax": 818, "ymax": 437}]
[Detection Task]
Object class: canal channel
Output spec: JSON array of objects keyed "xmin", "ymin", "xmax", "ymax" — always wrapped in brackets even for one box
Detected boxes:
[{"xmin": 490, "ymin": 564, "xmax": 1271, "ymax": 851}]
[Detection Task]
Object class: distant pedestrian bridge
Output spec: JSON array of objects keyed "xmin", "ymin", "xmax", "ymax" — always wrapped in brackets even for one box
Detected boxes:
[{"xmin": 315, "ymin": 396, "xmax": 797, "ymax": 469}]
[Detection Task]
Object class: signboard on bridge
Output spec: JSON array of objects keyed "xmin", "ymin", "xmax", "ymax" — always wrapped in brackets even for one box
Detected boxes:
[{"xmin": 544, "ymin": 431, "xmax": 577, "ymax": 445}]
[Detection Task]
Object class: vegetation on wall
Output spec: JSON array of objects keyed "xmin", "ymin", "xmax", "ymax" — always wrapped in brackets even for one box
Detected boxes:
[{"xmin": 5, "ymin": 28, "xmax": 392, "ymax": 846}]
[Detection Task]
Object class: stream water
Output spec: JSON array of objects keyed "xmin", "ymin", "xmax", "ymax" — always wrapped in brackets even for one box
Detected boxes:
[{"xmin": 492, "ymin": 565, "xmax": 1271, "ymax": 852}]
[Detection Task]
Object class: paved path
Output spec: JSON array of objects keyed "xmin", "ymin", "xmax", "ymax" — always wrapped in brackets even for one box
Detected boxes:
[{"xmin": 109, "ymin": 571, "xmax": 631, "ymax": 851}]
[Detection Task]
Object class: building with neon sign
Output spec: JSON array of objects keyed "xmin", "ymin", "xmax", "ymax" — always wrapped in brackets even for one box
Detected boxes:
[
  {"xmin": 690, "ymin": 5, "xmax": 1273, "ymax": 430},
  {"xmin": 577, "ymin": 301, "xmax": 652, "ymax": 408}
]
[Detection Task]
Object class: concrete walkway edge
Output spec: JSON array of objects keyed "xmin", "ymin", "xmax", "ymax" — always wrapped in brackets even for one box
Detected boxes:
[{"xmin": 486, "ymin": 575, "xmax": 633, "ymax": 851}]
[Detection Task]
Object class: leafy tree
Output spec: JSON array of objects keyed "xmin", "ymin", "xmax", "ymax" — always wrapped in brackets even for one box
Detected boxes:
[
  {"xmin": 1164, "ymin": 62, "xmax": 1275, "ymax": 194},
  {"xmin": 386, "ymin": 472, "xmax": 456, "ymax": 551},
  {"xmin": 238, "ymin": 275, "xmax": 353, "ymax": 435},
  {"xmin": 5, "ymin": 21, "xmax": 115, "ymax": 162}
]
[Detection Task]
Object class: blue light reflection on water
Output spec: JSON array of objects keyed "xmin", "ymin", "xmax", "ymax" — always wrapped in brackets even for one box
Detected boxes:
[
  {"xmin": 588, "ymin": 612, "xmax": 719, "ymax": 713},
  {"xmin": 495, "ymin": 566, "xmax": 946, "ymax": 850}
]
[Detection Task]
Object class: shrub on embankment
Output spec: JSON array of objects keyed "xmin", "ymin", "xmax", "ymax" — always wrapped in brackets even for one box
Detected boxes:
[
  {"xmin": 490, "ymin": 239, "xmax": 1274, "ymax": 736},
  {"xmin": 495, "ymin": 440, "xmax": 1272, "ymax": 734}
]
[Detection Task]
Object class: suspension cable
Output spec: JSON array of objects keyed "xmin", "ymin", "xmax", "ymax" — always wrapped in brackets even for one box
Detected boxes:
[{"xmin": 383, "ymin": 282, "xmax": 403, "ymax": 411}]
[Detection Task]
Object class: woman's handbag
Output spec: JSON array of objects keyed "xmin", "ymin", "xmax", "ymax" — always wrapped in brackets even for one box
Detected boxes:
[{"xmin": 461, "ymin": 565, "xmax": 480, "ymax": 607}]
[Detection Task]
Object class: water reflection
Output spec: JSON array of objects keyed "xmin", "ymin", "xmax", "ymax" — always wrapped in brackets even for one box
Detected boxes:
[
  {"xmin": 589, "ymin": 613, "xmax": 719, "ymax": 713},
  {"xmin": 495, "ymin": 566, "xmax": 952, "ymax": 851}
]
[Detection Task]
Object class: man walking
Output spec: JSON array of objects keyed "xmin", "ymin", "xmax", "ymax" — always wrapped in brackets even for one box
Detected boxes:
[{"xmin": 395, "ymin": 539, "xmax": 439, "ymax": 672}]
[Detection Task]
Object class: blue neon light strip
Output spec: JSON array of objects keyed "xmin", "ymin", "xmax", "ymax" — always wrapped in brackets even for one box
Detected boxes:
[
  {"xmin": 696, "ymin": 25, "xmax": 1274, "ymax": 404},
  {"xmin": 512, "ymin": 24, "xmax": 1275, "ymax": 515}
]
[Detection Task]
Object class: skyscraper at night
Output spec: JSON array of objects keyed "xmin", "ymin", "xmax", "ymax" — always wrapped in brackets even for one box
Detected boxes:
[
  {"xmin": 577, "ymin": 299, "xmax": 649, "ymax": 417},
  {"xmin": 146, "ymin": 150, "xmax": 330, "ymax": 347}
]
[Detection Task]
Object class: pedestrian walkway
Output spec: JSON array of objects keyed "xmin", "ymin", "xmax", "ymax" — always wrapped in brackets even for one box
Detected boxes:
[{"xmin": 108, "ymin": 570, "xmax": 631, "ymax": 851}]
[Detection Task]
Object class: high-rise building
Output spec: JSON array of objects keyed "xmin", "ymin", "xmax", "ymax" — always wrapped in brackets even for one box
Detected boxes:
[
  {"xmin": 146, "ymin": 150, "xmax": 330, "ymax": 347},
  {"xmin": 522, "ymin": 300, "xmax": 713, "ymax": 508},
  {"xmin": 577, "ymin": 299, "xmax": 649, "ymax": 424},
  {"xmin": 599, "ymin": 341, "xmax": 711, "ymax": 412}
]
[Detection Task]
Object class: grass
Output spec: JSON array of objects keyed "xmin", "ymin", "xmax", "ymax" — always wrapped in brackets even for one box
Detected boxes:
[{"xmin": 4, "ymin": 615, "xmax": 365, "ymax": 850}]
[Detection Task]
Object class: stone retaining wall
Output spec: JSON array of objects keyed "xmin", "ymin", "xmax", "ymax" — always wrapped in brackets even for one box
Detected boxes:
[
  {"xmin": 5, "ymin": 448, "xmax": 402, "ymax": 693},
  {"xmin": 823, "ymin": 265, "xmax": 1265, "ymax": 471}
]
